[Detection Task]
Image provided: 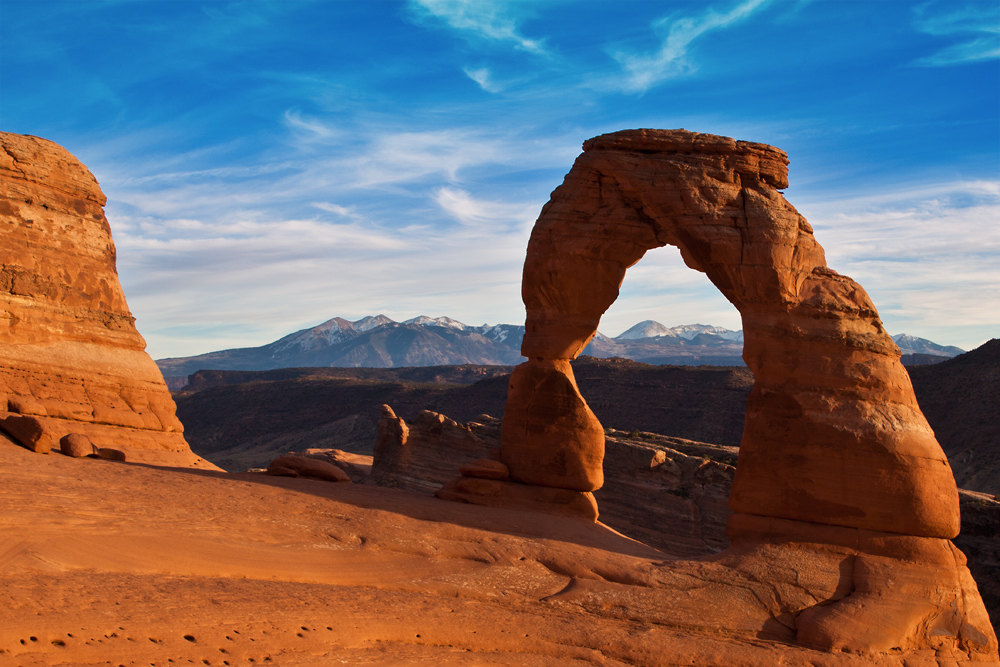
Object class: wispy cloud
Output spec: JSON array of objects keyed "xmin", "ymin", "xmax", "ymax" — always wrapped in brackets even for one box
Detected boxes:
[
  {"xmin": 90, "ymin": 122, "xmax": 577, "ymax": 358},
  {"xmin": 610, "ymin": 0, "xmax": 770, "ymax": 93},
  {"xmin": 912, "ymin": 2, "xmax": 1000, "ymax": 66},
  {"xmin": 408, "ymin": 0, "xmax": 546, "ymax": 54},
  {"xmin": 311, "ymin": 202, "xmax": 357, "ymax": 217},
  {"xmin": 283, "ymin": 110, "xmax": 339, "ymax": 140},
  {"xmin": 434, "ymin": 186, "xmax": 536, "ymax": 226},
  {"xmin": 463, "ymin": 66, "xmax": 504, "ymax": 93},
  {"xmin": 799, "ymin": 180, "xmax": 1000, "ymax": 350}
]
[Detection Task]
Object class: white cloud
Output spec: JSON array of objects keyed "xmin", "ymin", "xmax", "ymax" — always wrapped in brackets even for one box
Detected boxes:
[
  {"xmin": 610, "ymin": 0, "xmax": 770, "ymax": 93},
  {"xmin": 112, "ymin": 207, "xmax": 532, "ymax": 358},
  {"xmin": 433, "ymin": 186, "xmax": 540, "ymax": 229},
  {"xmin": 912, "ymin": 2, "xmax": 1000, "ymax": 67},
  {"xmin": 311, "ymin": 202, "xmax": 356, "ymax": 217},
  {"xmin": 94, "ymin": 123, "xmax": 578, "ymax": 359},
  {"xmin": 408, "ymin": 0, "xmax": 546, "ymax": 55},
  {"xmin": 463, "ymin": 66, "xmax": 504, "ymax": 93},
  {"xmin": 797, "ymin": 180, "xmax": 1000, "ymax": 350}
]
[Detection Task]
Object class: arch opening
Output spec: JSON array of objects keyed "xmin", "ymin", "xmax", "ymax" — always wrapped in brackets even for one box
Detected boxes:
[{"xmin": 498, "ymin": 129, "xmax": 959, "ymax": 540}]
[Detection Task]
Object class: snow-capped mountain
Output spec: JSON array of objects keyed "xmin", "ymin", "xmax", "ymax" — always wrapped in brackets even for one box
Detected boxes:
[
  {"xmin": 156, "ymin": 315, "xmax": 964, "ymax": 384},
  {"xmin": 156, "ymin": 315, "xmax": 527, "ymax": 379},
  {"xmin": 353, "ymin": 314, "xmax": 394, "ymax": 332},
  {"xmin": 403, "ymin": 315, "xmax": 469, "ymax": 330},
  {"xmin": 615, "ymin": 321, "xmax": 743, "ymax": 343},
  {"xmin": 892, "ymin": 334, "xmax": 964, "ymax": 358}
]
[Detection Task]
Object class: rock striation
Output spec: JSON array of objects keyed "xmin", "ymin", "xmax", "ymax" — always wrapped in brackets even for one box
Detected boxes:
[
  {"xmin": 440, "ymin": 129, "xmax": 995, "ymax": 658},
  {"xmin": 0, "ymin": 132, "xmax": 213, "ymax": 468}
]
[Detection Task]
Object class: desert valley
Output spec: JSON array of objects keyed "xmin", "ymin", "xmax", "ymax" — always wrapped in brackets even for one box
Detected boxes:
[{"xmin": 1, "ymin": 126, "xmax": 998, "ymax": 667}]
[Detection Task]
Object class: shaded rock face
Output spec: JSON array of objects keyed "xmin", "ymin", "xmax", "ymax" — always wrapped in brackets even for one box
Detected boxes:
[
  {"xmin": 0, "ymin": 133, "xmax": 210, "ymax": 467},
  {"xmin": 370, "ymin": 405, "xmax": 492, "ymax": 493},
  {"xmin": 490, "ymin": 129, "xmax": 993, "ymax": 658}
]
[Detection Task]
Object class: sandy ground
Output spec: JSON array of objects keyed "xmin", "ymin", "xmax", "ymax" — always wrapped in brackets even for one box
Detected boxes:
[{"xmin": 0, "ymin": 437, "xmax": 968, "ymax": 667}]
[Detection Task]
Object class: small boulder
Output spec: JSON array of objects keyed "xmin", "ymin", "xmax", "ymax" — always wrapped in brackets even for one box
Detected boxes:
[
  {"xmin": 267, "ymin": 455, "xmax": 351, "ymax": 483},
  {"xmin": 96, "ymin": 447, "xmax": 127, "ymax": 461},
  {"xmin": 60, "ymin": 433, "xmax": 96, "ymax": 458},
  {"xmin": 0, "ymin": 414, "xmax": 52, "ymax": 453}
]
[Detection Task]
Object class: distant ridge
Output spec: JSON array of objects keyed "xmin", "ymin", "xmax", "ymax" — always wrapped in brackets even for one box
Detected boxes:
[{"xmin": 156, "ymin": 315, "xmax": 963, "ymax": 385}]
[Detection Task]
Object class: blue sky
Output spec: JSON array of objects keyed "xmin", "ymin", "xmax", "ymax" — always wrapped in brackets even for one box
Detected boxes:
[{"xmin": 2, "ymin": 0, "xmax": 998, "ymax": 358}]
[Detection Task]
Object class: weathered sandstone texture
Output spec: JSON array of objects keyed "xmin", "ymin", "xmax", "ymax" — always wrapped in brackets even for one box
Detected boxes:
[
  {"xmin": 507, "ymin": 128, "xmax": 958, "ymax": 537},
  {"xmin": 0, "ymin": 132, "xmax": 213, "ymax": 468},
  {"xmin": 370, "ymin": 405, "xmax": 491, "ymax": 493},
  {"xmin": 448, "ymin": 129, "xmax": 996, "ymax": 658}
]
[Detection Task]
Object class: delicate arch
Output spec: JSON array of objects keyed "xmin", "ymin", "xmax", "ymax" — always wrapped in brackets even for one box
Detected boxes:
[{"xmin": 500, "ymin": 129, "xmax": 958, "ymax": 539}]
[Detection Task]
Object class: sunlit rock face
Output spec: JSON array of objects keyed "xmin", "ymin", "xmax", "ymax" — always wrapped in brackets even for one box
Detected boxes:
[
  {"xmin": 490, "ymin": 128, "xmax": 996, "ymax": 656},
  {"xmin": 0, "ymin": 132, "xmax": 213, "ymax": 468},
  {"xmin": 507, "ymin": 128, "xmax": 958, "ymax": 538}
]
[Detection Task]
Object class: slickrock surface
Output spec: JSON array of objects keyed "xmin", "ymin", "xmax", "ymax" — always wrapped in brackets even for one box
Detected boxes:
[
  {"xmin": 0, "ymin": 132, "xmax": 213, "ymax": 468},
  {"xmin": 366, "ymin": 409, "xmax": 998, "ymax": 632},
  {"xmin": 3, "ymin": 435, "xmax": 996, "ymax": 666},
  {"xmin": 485, "ymin": 129, "xmax": 994, "ymax": 656}
]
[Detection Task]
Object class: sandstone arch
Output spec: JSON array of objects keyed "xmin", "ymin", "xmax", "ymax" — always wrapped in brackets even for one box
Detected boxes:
[{"xmin": 500, "ymin": 129, "xmax": 959, "ymax": 539}]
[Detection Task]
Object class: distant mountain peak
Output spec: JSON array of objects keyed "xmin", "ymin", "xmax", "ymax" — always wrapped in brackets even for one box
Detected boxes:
[
  {"xmin": 615, "ymin": 321, "xmax": 743, "ymax": 342},
  {"xmin": 404, "ymin": 315, "xmax": 469, "ymax": 330},
  {"xmin": 156, "ymin": 313, "xmax": 963, "ymax": 382},
  {"xmin": 616, "ymin": 320, "xmax": 676, "ymax": 340},
  {"xmin": 353, "ymin": 314, "xmax": 395, "ymax": 332},
  {"xmin": 892, "ymin": 333, "xmax": 964, "ymax": 357}
]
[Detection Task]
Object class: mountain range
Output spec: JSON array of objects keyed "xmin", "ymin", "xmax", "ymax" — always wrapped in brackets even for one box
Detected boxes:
[{"xmin": 155, "ymin": 315, "xmax": 965, "ymax": 386}]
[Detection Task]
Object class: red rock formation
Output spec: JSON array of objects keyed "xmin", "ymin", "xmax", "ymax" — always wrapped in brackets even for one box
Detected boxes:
[
  {"xmin": 370, "ymin": 405, "xmax": 491, "ymax": 493},
  {"xmin": 454, "ymin": 128, "xmax": 996, "ymax": 657},
  {"xmin": 0, "ymin": 132, "xmax": 213, "ymax": 468},
  {"xmin": 504, "ymin": 128, "xmax": 958, "ymax": 537}
]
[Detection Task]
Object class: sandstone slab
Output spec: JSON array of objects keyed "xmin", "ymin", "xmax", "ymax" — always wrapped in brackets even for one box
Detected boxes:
[
  {"xmin": 458, "ymin": 458, "xmax": 510, "ymax": 480},
  {"xmin": 436, "ymin": 476, "xmax": 600, "ymax": 522}
]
